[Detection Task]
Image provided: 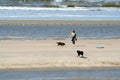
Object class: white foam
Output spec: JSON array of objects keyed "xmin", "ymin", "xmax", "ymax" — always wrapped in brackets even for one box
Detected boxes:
[
  {"xmin": 0, "ymin": 14, "xmax": 119, "ymax": 18},
  {"xmin": 0, "ymin": 6, "xmax": 120, "ymax": 11},
  {"xmin": 0, "ymin": 6, "xmax": 86, "ymax": 11}
]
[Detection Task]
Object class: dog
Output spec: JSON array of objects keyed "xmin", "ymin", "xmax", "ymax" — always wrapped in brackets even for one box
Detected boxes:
[
  {"xmin": 57, "ymin": 42, "xmax": 65, "ymax": 46},
  {"xmin": 77, "ymin": 50, "xmax": 84, "ymax": 58}
]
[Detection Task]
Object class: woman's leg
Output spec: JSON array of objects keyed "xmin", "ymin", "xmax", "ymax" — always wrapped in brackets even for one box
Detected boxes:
[{"xmin": 72, "ymin": 38, "xmax": 75, "ymax": 44}]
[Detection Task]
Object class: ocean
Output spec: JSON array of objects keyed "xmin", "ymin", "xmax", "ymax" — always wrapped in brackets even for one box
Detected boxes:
[
  {"xmin": 0, "ymin": 68, "xmax": 120, "ymax": 80},
  {"xmin": 0, "ymin": 7, "xmax": 120, "ymax": 20},
  {"xmin": 0, "ymin": 25, "xmax": 120, "ymax": 40},
  {"xmin": 0, "ymin": 6, "xmax": 120, "ymax": 40}
]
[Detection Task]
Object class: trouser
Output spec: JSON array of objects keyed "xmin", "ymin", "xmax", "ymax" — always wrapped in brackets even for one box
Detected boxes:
[{"xmin": 72, "ymin": 37, "xmax": 76, "ymax": 44}]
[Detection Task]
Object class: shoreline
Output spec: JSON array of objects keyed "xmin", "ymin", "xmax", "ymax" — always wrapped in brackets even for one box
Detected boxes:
[
  {"xmin": 0, "ymin": 20, "xmax": 120, "ymax": 26},
  {"xmin": 1, "ymin": 66, "xmax": 120, "ymax": 70},
  {"xmin": 0, "ymin": 39, "xmax": 120, "ymax": 70},
  {"xmin": 1, "ymin": 38, "xmax": 120, "ymax": 40}
]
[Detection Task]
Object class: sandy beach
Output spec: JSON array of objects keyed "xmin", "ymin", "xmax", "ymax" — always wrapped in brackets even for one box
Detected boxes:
[
  {"xmin": 0, "ymin": 39, "xmax": 120, "ymax": 69},
  {"xmin": 0, "ymin": 20, "xmax": 120, "ymax": 26}
]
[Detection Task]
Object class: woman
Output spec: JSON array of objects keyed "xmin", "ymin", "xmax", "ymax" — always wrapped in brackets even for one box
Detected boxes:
[{"xmin": 70, "ymin": 30, "xmax": 77, "ymax": 44}]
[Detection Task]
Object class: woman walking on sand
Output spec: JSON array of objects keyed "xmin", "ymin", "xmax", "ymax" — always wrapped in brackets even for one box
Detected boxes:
[{"xmin": 70, "ymin": 30, "xmax": 77, "ymax": 44}]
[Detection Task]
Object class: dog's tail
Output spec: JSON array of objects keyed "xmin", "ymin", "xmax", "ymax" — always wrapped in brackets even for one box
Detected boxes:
[{"xmin": 56, "ymin": 42, "xmax": 59, "ymax": 46}]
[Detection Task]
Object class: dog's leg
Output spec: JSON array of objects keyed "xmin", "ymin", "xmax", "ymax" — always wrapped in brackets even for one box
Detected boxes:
[
  {"xmin": 77, "ymin": 54, "xmax": 80, "ymax": 58},
  {"xmin": 57, "ymin": 44, "xmax": 59, "ymax": 46},
  {"xmin": 81, "ymin": 55, "xmax": 84, "ymax": 58}
]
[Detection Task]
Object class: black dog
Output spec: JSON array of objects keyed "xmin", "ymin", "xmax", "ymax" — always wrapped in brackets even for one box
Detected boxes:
[
  {"xmin": 77, "ymin": 50, "xmax": 84, "ymax": 58},
  {"xmin": 57, "ymin": 42, "xmax": 65, "ymax": 46}
]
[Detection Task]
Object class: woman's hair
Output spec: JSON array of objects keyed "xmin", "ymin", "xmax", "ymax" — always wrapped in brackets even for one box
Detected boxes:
[{"xmin": 72, "ymin": 30, "xmax": 75, "ymax": 33}]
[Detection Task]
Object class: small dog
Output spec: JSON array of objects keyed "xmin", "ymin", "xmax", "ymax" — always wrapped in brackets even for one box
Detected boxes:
[
  {"xmin": 57, "ymin": 42, "xmax": 65, "ymax": 46},
  {"xmin": 77, "ymin": 50, "xmax": 84, "ymax": 58}
]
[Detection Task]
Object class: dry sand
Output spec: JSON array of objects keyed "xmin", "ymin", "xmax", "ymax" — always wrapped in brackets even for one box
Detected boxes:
[{"xmin": 0, "ymin": 39, "xmax": 120, "ymax": 69}]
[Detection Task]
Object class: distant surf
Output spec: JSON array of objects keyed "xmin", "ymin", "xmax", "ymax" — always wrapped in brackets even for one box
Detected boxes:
[
  {"xmin": 0, "ymin": 6, "xmax": 120, "ymax": 11},
  {"xmin": 0, "ymin": 6, "xmax": 120, "ymax": 20}
]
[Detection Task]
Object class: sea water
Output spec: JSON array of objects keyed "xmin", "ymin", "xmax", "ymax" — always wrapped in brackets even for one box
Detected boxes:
[
  {"xmin": 0, "ymin": 26, "xmax": 120, "ymax": 40},
  {"xmin": 0, "ymin": 7, "xmax": 120, "ymax": 20},
  {"xmin": 0, "ymin": 7, "xmax": 120, "ymax": 40},
  {"xmin": 0, "ymin": 68, "xmax": 120, "ymax": 80}
]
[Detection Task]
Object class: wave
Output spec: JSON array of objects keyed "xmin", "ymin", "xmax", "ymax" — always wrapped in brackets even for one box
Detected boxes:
[
  {"xmin": 0, "ymin": 6, "xmax": 120, "ymax": 20},
  {"xmin": 1, "ymin": 15, "xmax": 120, "ymax": 18},
  {"xmin": 0, "ymin": 6, "xmax": 87, "ymax": 10},
  {"xmin": 0, "ymin": 6, "xmax": 120, "ymax": 11}
]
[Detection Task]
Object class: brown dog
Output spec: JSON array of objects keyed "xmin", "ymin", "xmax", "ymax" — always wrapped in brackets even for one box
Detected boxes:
[{"xmin": 57, "ymin": 42, "xmax": 65, "ymax": 46}]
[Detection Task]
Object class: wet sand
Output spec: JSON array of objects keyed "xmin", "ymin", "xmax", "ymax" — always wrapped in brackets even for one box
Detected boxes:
[{"xmin": 0, "ymin": 20, "xmax": 120, "ymax": 26}]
